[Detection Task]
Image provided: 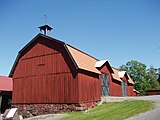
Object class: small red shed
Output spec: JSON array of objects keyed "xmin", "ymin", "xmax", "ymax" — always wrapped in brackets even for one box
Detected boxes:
[{"xmin": 0, "ymin": 76, "xmax": 13, "ymax": 113}]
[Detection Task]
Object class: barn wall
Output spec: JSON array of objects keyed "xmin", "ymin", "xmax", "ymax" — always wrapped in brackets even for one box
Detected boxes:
[
  {"xmin": 127, "ymin": 84, "xmax": 135, "ymax": 96},
  {"xmin": 78, "ymin": 70, "xmax": 101, "ymax": 103},
  {"xmin": 122, "ymin": 75, "xmax": 128, "ymax": 96},
  {"xmin": 110, "ymin": 79, "xmax": 122, "ymax": 96},
  {"xmin": 122, "ymin": 75, "xmax": 135, "ymax": 96},
  {"xmin": 12, "ymin": 38, "xmax": 79, "ymax": 104},
  {"xmin": 97, "ymin": 65, "xmax": 123, "ymax": 96},
  {"xmin": 99, "ymin": 65, "xmax": 111, "ymax": 75},
  {"xmin": 122, "ymin": 75, "xmax": 127, "ymax": 82},
  {"xmin": 98, "ymin": 65, "xmax": 112, "ymax": 96}
]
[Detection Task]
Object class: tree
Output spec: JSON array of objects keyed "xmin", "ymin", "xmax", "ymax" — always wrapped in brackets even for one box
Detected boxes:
[
  {"xmin": 157, "ymin": 68, "xmax": 160, "ymax": 84},
  {"xmin": 119, "ymin": 60, "xmax": 151, "ymax": 95},
  {"xmin": 147, "ymin": 66, "xmax": 160, "ymax": 90}
]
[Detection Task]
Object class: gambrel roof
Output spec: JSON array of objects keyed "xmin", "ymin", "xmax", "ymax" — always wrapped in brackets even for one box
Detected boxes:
[
  {"xmin": 66, "ymin": 44, "xmax": 101, "ymax": 74},
  {"xmin": 9, "ymin": 33, "xmax": 101, "ymax": 77}
]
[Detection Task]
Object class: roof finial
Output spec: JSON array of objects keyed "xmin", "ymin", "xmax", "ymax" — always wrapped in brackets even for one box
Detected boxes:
[{"xmin": 39, "ymin": 15, "xmax": 53, "ymax": 36}]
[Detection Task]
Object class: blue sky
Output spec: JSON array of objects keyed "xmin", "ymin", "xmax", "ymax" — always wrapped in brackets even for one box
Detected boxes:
[{"xmin": 1, "ymin": 0, "xmax": 160, "ymax": 76}]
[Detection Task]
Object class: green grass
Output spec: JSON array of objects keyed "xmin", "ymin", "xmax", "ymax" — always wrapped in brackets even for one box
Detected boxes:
[{"xmin": 60, "ymin": 100, "xmax": 155, "ymax": 120}]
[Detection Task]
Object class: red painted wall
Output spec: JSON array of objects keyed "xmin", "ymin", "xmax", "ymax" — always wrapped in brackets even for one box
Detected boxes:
[
  {"xmin": 127, "ymin": 84, "xmax": 135, "ymax": 96},
  {"xmin": 121, "ymin": 74, "xmax": 136, "ymax": 96},
  {"xmin": 78, "ymin": 70, "xmax": 101, "ymax": 102},
  {"xmin": 110, "ymin": 79, "xmax": 122, "ymax": 96},
  {"xmin": 12, "ymin": 38, "xmax": 79, "ymax": 104},
  {"xmin": 147, "ymin": 90, "xmax": 160, "ymax": 95},
  {"xmin": 12, "ymin": 36, "xmax": 101, "ymax": 104},
  {"xmin": 98, "ymin": 65, "xmax": 122, "ymax": 96}
]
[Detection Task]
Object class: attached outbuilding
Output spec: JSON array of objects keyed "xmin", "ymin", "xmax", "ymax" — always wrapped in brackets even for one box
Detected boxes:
[{"xmin": 0, "ymin": 76, "xmax": 12, "ymax": 113}]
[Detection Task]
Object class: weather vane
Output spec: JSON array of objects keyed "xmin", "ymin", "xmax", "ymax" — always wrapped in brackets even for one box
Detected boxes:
[{"xmin": 44, "ymin": 14, "xmax": 48, "ymax": 24}]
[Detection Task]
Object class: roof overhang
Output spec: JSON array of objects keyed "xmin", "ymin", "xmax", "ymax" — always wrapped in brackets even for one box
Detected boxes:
[{"xmin": 0, "ymin": 76, "xmax": 13, "ymax": 91}]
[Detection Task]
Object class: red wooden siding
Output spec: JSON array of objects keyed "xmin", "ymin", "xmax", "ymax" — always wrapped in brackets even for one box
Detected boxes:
[
  {"xmin": 97, "ymin": 64, "xmax": 112, "ymax": 96},
  {"xmin": 122, "ymin": 74, "xmax": 135, "ymax": 96},
  {"xmin": 99, "ymin": 64, "xmax": 111, "ymax": 74},
  {"xmin": 147, "ymin": 90, "xmax": 160, "ymax": 95},
  {"xmin": 78, "ymin": 71, "xmax": 101, "ymax": 102},
  {"xmin": 100, "ymin": 65, "xmax": 122, "ymax": 96},
  {"xmin": 110, "ymin": 80, "xmax": 122, "ymax": 96},
  {"xmin": 97, "ymin": 64, "xmax": 122, "ymax": 96},
  {"xmin": 127, "ymin": 84, "xmax": 135, "ymax": 96},
  {"xmin": 13, "ymin": 73, "xmax": 79, "ymax": 104},
  {"xmin": 12, "ymin": 37, "xmax": 79, "ymax": 104}
]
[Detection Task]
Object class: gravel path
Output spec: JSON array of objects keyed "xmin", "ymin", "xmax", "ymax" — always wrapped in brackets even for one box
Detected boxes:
[
  {"xmin": 127, "ymin": 95, "xmax": 160, "ymax": 120},
  {"xmin": 24, "ymin": 114, "xmax": 65, "ymax": 120}
]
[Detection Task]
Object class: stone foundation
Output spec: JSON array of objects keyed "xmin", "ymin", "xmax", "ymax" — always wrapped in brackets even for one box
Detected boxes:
[{"xmin": 12, "ymin": 101, "xmax": 100, "ymax": 118}]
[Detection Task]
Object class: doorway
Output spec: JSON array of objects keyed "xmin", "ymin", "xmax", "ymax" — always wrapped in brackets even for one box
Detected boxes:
[
  {"xmin": 101, "ymin": 74, "xmax": 110, "ymax": 96},
  {"xmin": 122, "ymin": 81, "xmax": 127, "ymax": 96}
]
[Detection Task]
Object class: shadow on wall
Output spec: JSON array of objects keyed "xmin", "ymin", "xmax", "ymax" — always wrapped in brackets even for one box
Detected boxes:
[
  {"xmin": 1, "ymin": 92, "xmax": 12, "ymax": 113},
  {"xmin": 0, "ymin": 94, "xmax": 2, "ymax": 114}
]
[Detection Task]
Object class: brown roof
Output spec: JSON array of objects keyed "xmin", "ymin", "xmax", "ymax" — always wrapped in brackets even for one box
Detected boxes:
[
  {"xmin": 111, "ymin": 68, "xmax": 122, "ymax": 82},
  {"xmin": 127, "ymin": 74, "xmax": 135, "ymax": 84},
  {"xmin": 66, "ymin": 44, "xmax": 101, "ymax": 74}
]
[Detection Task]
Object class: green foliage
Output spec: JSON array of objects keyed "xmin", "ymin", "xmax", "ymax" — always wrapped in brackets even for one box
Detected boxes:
[
  {"xmin": 119, "ymin": 60, "xmax": 150, "ymax": 95},
  {"xmin": 61, "ymin": 100, "xmax": 154, "ymax": 120},
  {"xmin": 147, "ymin": 66, "xmax": 160, "ymax": 90},
  {"xmin": 157, "ymin": 68, "xmax": 160, "ymax": 84},
  {"xmin": 119, "ymin": 60, "xmax": 160, "ymax": 95}
]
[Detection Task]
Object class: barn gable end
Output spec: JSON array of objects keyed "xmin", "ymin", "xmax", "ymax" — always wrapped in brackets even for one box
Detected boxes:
[
  {"xmin": 10, "ymin": 33, "xmax": 101, "ymax": 117},
  {"xmin": 11, "ymin": 34, "xmax": 80, "ymax": 105}
]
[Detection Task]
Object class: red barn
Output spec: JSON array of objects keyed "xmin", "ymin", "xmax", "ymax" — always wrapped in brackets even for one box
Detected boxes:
[
  {"xmin": 9, "ymin": 27, "xmax": 102, "ymax": 117},
  {"xmin": 9, "ymin": 25, "xmax": 136, "ymax": 117}
]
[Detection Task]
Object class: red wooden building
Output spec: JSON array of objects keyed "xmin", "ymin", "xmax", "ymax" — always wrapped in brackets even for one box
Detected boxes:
[
  {"xmin": 9, "ymin": 25, "xmax": 136, "ymax": 117},
  {"xmin": 147, "ymin": 90, "xmax": 160, "ymax": 95},
  {"xmin": 9, "ymin": 26, "xmax": 102, "ymax": 117},
  {"xmin": 118, "ymin": 70, "xmax": 136, "ymax": 96},
  {"xmin": 0, "ymin": 76, "xmax": 13, "ymax": 113}
]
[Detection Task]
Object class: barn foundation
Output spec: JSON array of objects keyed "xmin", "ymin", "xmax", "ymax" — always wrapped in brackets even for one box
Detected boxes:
[{"xmin": 12, "ymin": 101, "xmax": 100, "ymax": 118}]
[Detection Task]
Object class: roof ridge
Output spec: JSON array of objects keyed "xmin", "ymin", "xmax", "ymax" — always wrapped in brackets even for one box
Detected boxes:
[
  {"xmin": 66, "ymin": 43, "xmax": 99, "ymax": 61},
  {"xmin": 36, "ymin": 34, "xmax": 99, "ymax": 62},
  {"xmin": 112, "ymin": 67, "xmax": 119, "ymax": 70}
]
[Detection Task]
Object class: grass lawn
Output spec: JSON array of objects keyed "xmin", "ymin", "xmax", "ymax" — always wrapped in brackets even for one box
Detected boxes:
[{"xmin": 61, "ymin": 100, "xmax": 155, "ymax": 120}]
